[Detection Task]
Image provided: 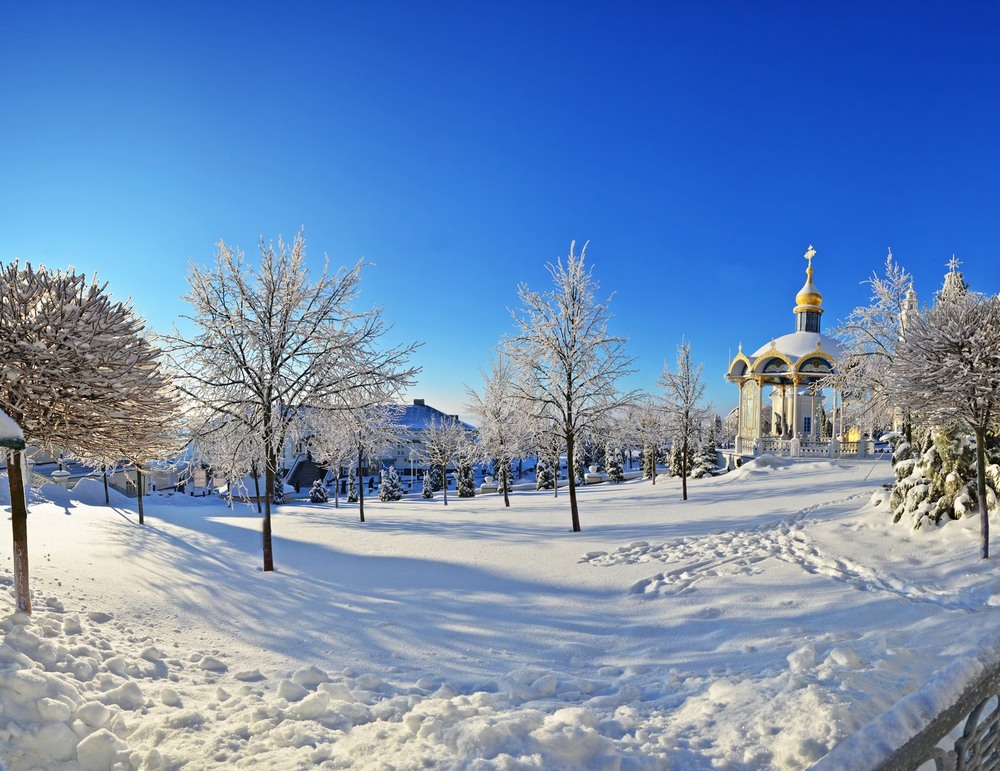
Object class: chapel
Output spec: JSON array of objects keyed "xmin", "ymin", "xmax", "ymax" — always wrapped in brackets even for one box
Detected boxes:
[{"xmin": 726, "ymin": 246, "xmax": 845, "ymax": 457}]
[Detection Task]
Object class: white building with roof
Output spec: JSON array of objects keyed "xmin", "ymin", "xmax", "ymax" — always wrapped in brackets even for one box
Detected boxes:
[{"xmin": 726, "ymin": 246, "xmax": 848, "ymax": 459}]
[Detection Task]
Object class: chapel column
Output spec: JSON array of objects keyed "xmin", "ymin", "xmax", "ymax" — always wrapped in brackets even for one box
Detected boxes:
[{"xmin": 791, "ymin": 375, "xmax": 800, "ymax": 439}]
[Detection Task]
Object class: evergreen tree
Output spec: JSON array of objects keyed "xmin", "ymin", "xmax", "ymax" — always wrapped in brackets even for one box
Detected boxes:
[
  {"xmin": 272, "ymin": 477, "xmax": 286, "ymax": 505},
  {"xmin": 347, "ymin": 469, "xmax": 359, "ymax": 503},
  {"xmin": 535, "ymin": 456, "xmax": 555, "ymax": 490},
  {"xmin": 428, "ymin": 465, "xmax": 443, "ymax": 492},
  {"xmin": 309, "ymin": 478, "xmax": 329, "ymax": 503},
  {"xmin": 886, "ymin": 260, "xmax": 1000, "ymax": 559},
  {"xmin": 642, "ymin": 446, "xmax": 657, "ymax": 479},
  {"xmin": 494, "ymin": 458, "xmax": 514, "ymax": 493},
  {"xmin": 888, "ymin": 429, "xmax": 1000, "ymax": 529},
  {"xmin": 691, "ymin": 436, "xmax": 719, "ymax": 479},
  {"xmin": 421, "ymin": 471, "xmax": 434, "ymax": 498},
  {"xmin": 378, "ymin": 465, "xmax": 403, "ymax": 501},
  {"xmin": 606, "ymin": 445, "xmax": 624, "ymax": 483},
  {"xmin": 669, "ymin": 443, "xmax": 685, "ymax": 477},
  {"xmin": 573, "ymin": 441, "xmax": 593, "ymax": 484},
  {"xmin": 457, "ymin": 460, "xmax": 476, "ymax": 497},
  {"xmin": 660, "ymin": 340, "xmax": 709, "ymax": 501}
]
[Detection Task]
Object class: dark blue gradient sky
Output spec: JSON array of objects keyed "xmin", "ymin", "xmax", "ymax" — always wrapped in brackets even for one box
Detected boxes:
[{"xmin": 2, "ymin": 1, "xmax": 998, "ymax": 415}]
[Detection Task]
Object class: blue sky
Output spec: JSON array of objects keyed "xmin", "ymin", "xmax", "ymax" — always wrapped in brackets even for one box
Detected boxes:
[{"xmin": 2, "ymin": 2, "xmax": 998, "ymax": 420}]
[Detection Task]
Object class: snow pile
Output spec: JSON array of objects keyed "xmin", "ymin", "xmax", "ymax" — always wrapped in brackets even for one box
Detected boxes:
[{"xmin": 0, "ymin": 600, "xmax": 668, "ymax": 769}]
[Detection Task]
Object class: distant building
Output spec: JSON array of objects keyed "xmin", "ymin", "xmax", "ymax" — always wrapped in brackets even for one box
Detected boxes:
[
  {"xmin": 378, "ymin": 398, "xmax": 475, "ymax": 478},
  {"xmin": 281, "ymin": 398, "xmax": 476, "ymax": 489}
]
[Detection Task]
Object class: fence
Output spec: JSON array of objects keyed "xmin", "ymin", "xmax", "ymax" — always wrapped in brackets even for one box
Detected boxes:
[{"xmin": 814, "ymin": 643, "xmax": 1000, "ymax": 770}]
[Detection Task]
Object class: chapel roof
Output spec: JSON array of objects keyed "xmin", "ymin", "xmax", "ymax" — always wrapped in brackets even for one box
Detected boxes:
[{"xmin": 750, "ymin": 331, "xmax": 844, "ymax": 361}]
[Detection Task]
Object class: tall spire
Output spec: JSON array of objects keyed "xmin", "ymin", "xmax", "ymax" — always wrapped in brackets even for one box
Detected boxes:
[
  {"xmin": 794, "ymin": 245, "xmax": 824, "ymax": 333},
  {"xmin": 937, "ymin": 254, "xmax": 969, "ymax": 303}
]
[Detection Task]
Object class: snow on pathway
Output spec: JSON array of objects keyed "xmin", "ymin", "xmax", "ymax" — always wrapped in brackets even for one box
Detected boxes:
[{"xmin": 2, "ymin": 457, "xmax": 996, "ymax": 769}]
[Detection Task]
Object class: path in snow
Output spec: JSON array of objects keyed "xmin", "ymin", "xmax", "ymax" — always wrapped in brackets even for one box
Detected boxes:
[{"xmin": 582, "ymin": 489, "xmax": 983, "ymax": 612}]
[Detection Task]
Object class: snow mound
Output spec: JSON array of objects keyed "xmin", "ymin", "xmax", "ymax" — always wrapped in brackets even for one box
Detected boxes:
[{"xmin": 69, "ymin": 478, "xmax": 133, "ymax": 507}]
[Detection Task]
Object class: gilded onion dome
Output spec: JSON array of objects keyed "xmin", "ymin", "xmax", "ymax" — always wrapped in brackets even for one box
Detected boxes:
[{"xmin": 794, "ymin": 244, "xmax": 823, "ymax": 312}]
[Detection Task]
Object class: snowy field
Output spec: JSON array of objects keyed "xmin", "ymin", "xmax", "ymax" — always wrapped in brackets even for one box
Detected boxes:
[{"xmin": 2, "ymin": 456, "xmax": 998, "ymax": 770}]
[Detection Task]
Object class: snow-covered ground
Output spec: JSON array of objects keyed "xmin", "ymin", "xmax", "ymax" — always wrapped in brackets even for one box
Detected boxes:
[{"xmin": 1, "ymin": 457, "xmax": 995, "ymax": 769}]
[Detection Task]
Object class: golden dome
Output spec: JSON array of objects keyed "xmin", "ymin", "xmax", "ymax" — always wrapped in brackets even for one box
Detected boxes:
[{"xmin": 794, "ymin": 245, "xmax": 823, "ymax": 311}]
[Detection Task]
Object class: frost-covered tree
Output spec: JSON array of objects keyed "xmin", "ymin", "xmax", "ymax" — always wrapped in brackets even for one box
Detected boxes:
[
  {"xmin": 303, "ymin": 407, "xmax": 354, "ymax": 508},
  {"xmin": 309, "ymin": 478, "xmax": 328, "ymax": 503},
  {"xmin": 82, "ymin": 398, "xmax": 184, "ymax": 524},
  {"xmin": 0, "ymin": 261, "xmax": 178, "ymax": 614},
  {"xmin": 828, "ymin": 250, "xmax": 915, "ymax": 434},
  {"xmin": 505, "ymin": 242, "xmax": 638, "ymax": 531},
  {"xmin": 605, "ymin": 445, "xmax": 624, "ymax": 483},
  {"xmin": 191, "ymin": 410, "xmax": 267, "ymax": 511},
  {"xmin": 166, "ymin": 232, "xmax": 418, "ymax": 571},
  {"xmin": 378, "ymin": 465, "xmax": 403, "ymax": 501},
  {"xmin": 660, "ymin": 341, "xmax": 709, "ymax": 501},
  {"xmin": 344, "ymin": 403, "xmax": 406, "ymax": 522},
  {"xmin": 421, "ymin": 471, "xmax": 434, "ymax": 499},
  {"xmin": 631, "ymin": 398, "xmax": 667, "ymax": 485},
  {"xmin": 467, "ymin": 353, "xmax": 533, "ymax": 507},
  {"xmin": 420, "ymin": 416, "xmax": 468, "ymax": 506},
  {"xmin": 887, "ymin": 288, "xmax": 1000, "ymax": 559}
]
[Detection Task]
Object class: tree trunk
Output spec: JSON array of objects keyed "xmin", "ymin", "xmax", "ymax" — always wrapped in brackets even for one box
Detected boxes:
[
  {"xmin": 136, "ymin": 466, "xmax": 145, "ymax": 524},
  {"xmin": 975, "ymin": 427, "xmax": 990, "ymax": 560},
  {"xmin": 334, "ymin": 471, "xmax": 340, "ymax": 508},
  {"xmin": 502, "ymin": 458, "xmax": 511, "ymax": 508},
  {"xmin": 357, "ymin": 445, "xmax": 365, "ymax": 522},
  {"xmin": 442, "ymin": 463, "xmax": 448, "ymax": 506},
  {"xmin": 566, "ymin": 432, "xmax": 581, "ymax": 531},
  {"xmin": 553, "ymin": 451, "xmax": 559, "ymax": 497},
  {"xmin": 103, "ymin": 469, "xmax": 110, "ymax": 506},
  {"xmin": 681, "ymin": 440, "xmax": 689, "ymax": 501},
  {"xmin": 252, "ymin": 466, "xmax": 262, "ymax": 514},
  {"xmin": 8, "ymin": 449, "xmax": 31, "ymax": 613},
  {"xmin": 262, "ymin": 459, "xmax": 275, "ymax": 572}
]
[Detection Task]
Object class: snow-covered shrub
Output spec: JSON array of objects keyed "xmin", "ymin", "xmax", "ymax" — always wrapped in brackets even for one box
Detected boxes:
[
  {"xmin": 347, "ymin": 471, "xmax": 359, "ymax": 503},
  {"xmin": 272, "ymin": 478, "xmax": 285, "ymax": 505},
  {"xmin": 308, "ymin": 479, "xmax": 328, "ymax": 503},
  {"xmin": 378, "ymin": 465, "xmax": 403, "ymax": 501},
  {"xmin": 428, "ymin": 466, "xmax": 443, "ymax": 492},
  {"xmin": 421, "ymin": 471, "xmax": 434, "ymax": 499}
]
